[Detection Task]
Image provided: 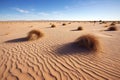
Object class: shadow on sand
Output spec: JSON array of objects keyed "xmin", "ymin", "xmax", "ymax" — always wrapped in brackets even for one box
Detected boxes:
[
  {"xmin": 70, "ymin": 29, "xmax": 80, "ymax": 31},
  {"xmin": 56, "ymin": 42, "xmax": 93, "ymax": 55},
  {"xmin": 5, "ymin": 37, "xmax": 28, "ymax": 43},
  {"xmin": 104, "ymin": 30, "xmax": 116, "ymax": 31}
]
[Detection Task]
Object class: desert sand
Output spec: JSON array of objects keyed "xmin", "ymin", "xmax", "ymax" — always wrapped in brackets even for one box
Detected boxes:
[{"xmin": 0, "ymin": 21, "xmax": 120, "ymax": 80}]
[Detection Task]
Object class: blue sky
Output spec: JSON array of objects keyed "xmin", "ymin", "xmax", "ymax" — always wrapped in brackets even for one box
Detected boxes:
[{"xmin": 0, "ymin": 0, "xmax": 120, "ymax": 20}]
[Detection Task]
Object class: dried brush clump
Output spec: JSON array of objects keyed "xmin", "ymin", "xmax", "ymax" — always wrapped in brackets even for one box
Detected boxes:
[
  {"xmin": 104, "ymin": 25, "xmax": 108, "ymax": 27},
  {"xmin": 68, "ymin": 22, "xmax": 71, "ymax": 24},
  {"xmin": 27, "ymin": 30, "xmax": 43, "ymax": 41},
  {"xmin": 75, "ymin": 34, "xmax": 100, "ymax": 51},
  {"xmin": 77, "ymin": 26, "xmax": 83, "ymax": 30},
  {"xmin": 51, "ymin": 24, "xmax": 56, "ymax": 28},
  {"xmin": 62, "ymin": 23, "xmax": 66, "ymax": 26},
  {"xmin": 110, "ymin": 22, "xmax": 116, "ymax": 26},
  {"xmin": 106, "ymin": 26, "xmax": 117, "ymax": 31}
]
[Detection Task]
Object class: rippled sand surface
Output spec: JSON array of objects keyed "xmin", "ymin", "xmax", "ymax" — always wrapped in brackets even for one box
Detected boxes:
[{"xmin": 0, "ymin": 21, "xmax": 120, "ymax": 80}]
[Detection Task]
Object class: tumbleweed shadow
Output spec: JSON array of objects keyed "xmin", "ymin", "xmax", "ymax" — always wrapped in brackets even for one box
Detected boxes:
[
  {"xmin": 5, "ymin": 37, "xmax": 28, "ymax": 43},
  {"xmin": 56, "ymin": 42, "xmax": 91, "ymax": 55}
]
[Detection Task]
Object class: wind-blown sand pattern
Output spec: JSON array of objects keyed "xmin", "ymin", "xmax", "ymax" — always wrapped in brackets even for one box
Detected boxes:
[{"xmin": 0, "ymin": 21, "xmax": 120, "ymax": 80}]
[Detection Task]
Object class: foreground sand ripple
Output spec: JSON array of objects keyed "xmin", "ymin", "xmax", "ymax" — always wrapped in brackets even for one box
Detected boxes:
[{"xmin": 0, "ymin": 40, "xmax": 120, "ymax": 80}]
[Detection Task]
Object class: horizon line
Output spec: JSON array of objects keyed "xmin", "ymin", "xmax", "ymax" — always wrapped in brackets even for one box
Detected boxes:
[{"xmin": 0, "ymin": 20, "xmax": 120, "ymax": 22}]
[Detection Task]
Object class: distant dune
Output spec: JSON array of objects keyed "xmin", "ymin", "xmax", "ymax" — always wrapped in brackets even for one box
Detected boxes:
[{"xmin": 0, "ymin": 21, "xmax": 120, "ymax": 80}]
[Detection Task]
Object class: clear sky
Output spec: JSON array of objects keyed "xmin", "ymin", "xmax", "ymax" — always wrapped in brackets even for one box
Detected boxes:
[{"xmin": 0, "ymin": 0, "xmax": 120, "ymax": 21}]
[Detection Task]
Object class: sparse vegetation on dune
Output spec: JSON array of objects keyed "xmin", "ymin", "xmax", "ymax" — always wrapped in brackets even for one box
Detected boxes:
[
  {"xmin": 98, "ymin": 20, "xmax": 106, "ymax": 24},
  {"xmin": 106, "ymin": 26, "xmax": 117, "ymax": 31},
  {"xmin": 62, "ymin": 23, "xmax": 66, "ymax": 26},
  {"xmin": 104, "ymin": 25, "xmax": 108, "ymax": 27},
  {"xmin": 118, "ymin": 21, "xmax": 120, "ymax": 24},
  {"xmin": 50, "ymin": 23, "xmax": 53, "ymax": 25},
  {"xmin": 93, "ymin": 21, "xmax": 96, "ymax": 24},
  {"xmin": 75, "ymin": 34, "xmax": 100, "ymax": 51},
  {"xmin": 77, "ymin": 26, "xmax": 83, "ymax": 30},
  {"xmin": 51, "ymin": 24, "xmax": 56, "ymax": 28},
  {"xmin": 27, "ymin": 30, "xmax": 43, "ymax": 41},
  {"xmin": 110, "ymin": 22, "xmax": 116, "ymax": 26},
  {"xmin": 99, "ymin": 20, "xmax": 102, "ymax": 24},
  {"xmin": 68, "ymin": 22, "xmax": 71, "ymax": 24},
  {"xmin": 102, "ymin": 21, "xmax": 106, "ymax": 24}
]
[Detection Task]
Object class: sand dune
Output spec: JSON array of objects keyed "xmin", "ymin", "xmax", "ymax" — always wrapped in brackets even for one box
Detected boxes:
[{"xmin": 0, "ymin": 21, "xmax": 120, "ymax": 80}]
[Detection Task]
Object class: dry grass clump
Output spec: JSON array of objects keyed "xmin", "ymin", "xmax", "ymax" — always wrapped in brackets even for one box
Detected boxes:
[
  {"xmin": 104, "ymin": 25, "xmax": 108, "ymax": 27},
  {"xmin": 27, "ymin": 30, "xmax": 43, "ymax": 41},
  {"xmin": 76, "ymin": 34, "xmax": 100, "ymax": 51},
  {"xmin": 62, "ymin": 23, "xmax": 66, "ymax": 26},
  {"xmin": 77, "ymin": 26, "xmax": 83, "ymax": 30},
  {"xmin": 110, "ymin": 22, "xmax": 116, "ymax": 26},
  {"xmin": 99, "ymin": 20, "xmax": 102, "ymax": 24},
  {"xmin": 106, "ymin": 26, "xmax": 117, "ymax": 31},
  {"xmin": 50, "ymin": 23, "xmax": 52, "ymax": 25},
  {"xmin": 68, "ymin": 22, "xmax": 71, "ymax": 24},
  {"xmin": 93, "ymin": 21, "xmax": 96, "ymax": 24},
  {"xmin": 99, "ymin": 20, "xmax": 102, "ymax": 22},
  {"xmin": 118, "ymin": 21, "xmax": 120, "ymax": 24},
  {"xmin": 51, "ymin": 24, "xmax": 56, "ymax": 28}
]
